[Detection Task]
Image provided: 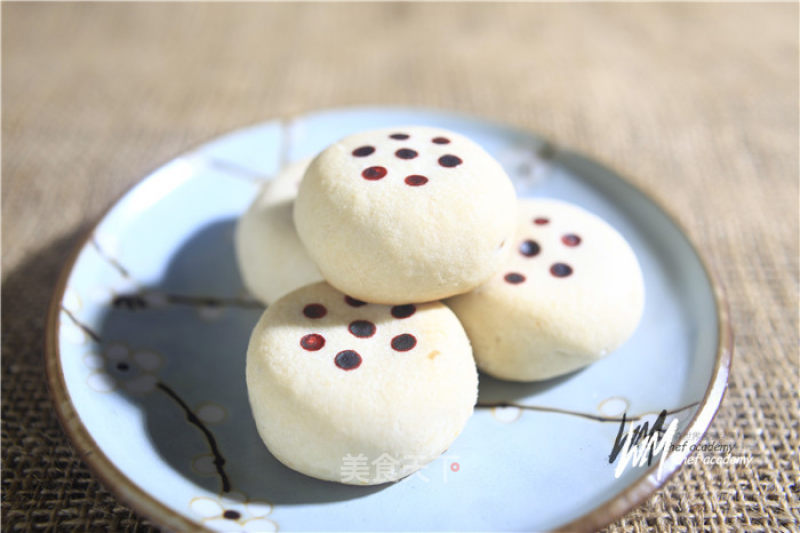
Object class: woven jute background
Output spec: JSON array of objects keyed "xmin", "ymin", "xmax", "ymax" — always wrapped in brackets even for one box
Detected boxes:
[{"xmin": 3, "ymin": 3, "xmax": 798, "ymax": 531}]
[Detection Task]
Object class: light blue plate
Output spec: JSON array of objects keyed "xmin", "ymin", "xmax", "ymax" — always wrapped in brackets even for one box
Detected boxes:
[{"xmin": 46, "ymin": 107, "xmax": 731, "ymax": 532}]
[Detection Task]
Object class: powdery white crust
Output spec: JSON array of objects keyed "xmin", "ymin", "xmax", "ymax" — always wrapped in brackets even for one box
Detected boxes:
[
  {"xmin": 246, "ymin": 282, "xmax": 478, "ymax": 485},
  {"xmin": 447, "ymin": 198, "xmax": 645, "ymax": 382},
  {"xmin": 235, "ymin": 158, "xmax": 322, "ymax": 304},
  {"xmin": 293, "ymin": 126, "xmax": 517, "ymax": 304}
]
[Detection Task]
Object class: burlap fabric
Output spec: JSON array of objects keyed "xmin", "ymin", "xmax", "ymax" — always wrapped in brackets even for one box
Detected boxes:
[{"xmin": 3, "ymin": 3, "xmax": 798, "ymax": 531}]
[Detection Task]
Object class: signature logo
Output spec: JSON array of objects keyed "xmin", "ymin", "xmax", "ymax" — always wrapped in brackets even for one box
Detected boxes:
[{"xmin": 608, "ymin": 410, "xmax": 679, "ymax": 480}]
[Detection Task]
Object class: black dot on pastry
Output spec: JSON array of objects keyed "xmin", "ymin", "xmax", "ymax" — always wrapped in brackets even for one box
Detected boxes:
[
  {"xmin": 562, "ymin": 234, "xmax": 581, "ymax": 247},
  {"xmin": 223, "ymin": 510, "xmax": 241, "ymax": 520},
  {"xmin": 352, "ymin": 146, "xmax": 375, "ymax": 157},
  {"xmin": 345, "ymin": 295, "xmax": 367, "ymax": 307},
  {"xmin": 390, "ymin": 133, "xmax": 410, "ymax": 140},
  {"xmin": 116, "ymin": 362, "xmax": 129, "ymax": 371},
  {"xmin": 348, "ymin": 320, "xmax": 376, "ymax": 338},
  {"xmin": 405, "ymin": 175, "xmax": 428, "ymax": 186},
  {"xmin": 391, "ymin": 304, "xmax": 416, "ymax": 319},
  {"xmin": 432, "ymin": 136, "xmax": 450, "ymax": 144},
  {"xmin": 391, "ymin": 334, "xmax": 417, "ymax": 352},
  {"xmin": 438, "ymin": 155, "xmax": 462, "ymax": 167},
  {"xmin": 303, "ymin": 303, "xmax": 327, "ymax": 319},
  {"xmin": 519, "ymin": 240, "xmax": 541, "ymax": 257},
  {"xmin": 550, "ymin": 263, "xmax": 573, "ymax": 277},
  {"xmin": 504, "ymin": 272, "xmax": 526, "ymax": 284},
  {"xmin": 362, "ymin": 166, "xmax": 387, "ymax": 180},
  {"xmin": 335, "ymin": 350, "xmax": 362, "ymax": 370},
  {"xmin": 395, "ymin": 148, "xmax": 418, "ymax": 159},
  {"xmin": 533, "ymin": 217, "xmax": 549, "ymax": 225},
  {"xmin": 300, "ymin": 333, "xmax": 325, "ymax": 351}
]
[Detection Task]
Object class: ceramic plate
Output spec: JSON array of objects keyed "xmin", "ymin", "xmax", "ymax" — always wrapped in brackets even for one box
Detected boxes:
[{"xmin": 46, "ymin": 107, "xmax": 731, "ymax": 532}]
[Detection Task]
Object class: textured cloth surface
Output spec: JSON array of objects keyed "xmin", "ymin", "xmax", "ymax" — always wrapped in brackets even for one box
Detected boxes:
[{"xmin": 2, "ymin": 3, "xmax": 798, "ymax": 531}]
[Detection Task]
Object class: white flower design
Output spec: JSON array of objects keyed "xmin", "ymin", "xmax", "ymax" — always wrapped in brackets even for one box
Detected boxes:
[
  {"xmin": 84, "ymin": 342, "xmax": 164, "ymax": 394},
  {"xmin": 190, "ymin": 491, "xmax": 276, "ymax": 532}
]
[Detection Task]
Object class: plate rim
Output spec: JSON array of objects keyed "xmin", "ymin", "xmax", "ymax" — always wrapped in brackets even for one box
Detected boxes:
[{"xmin": 44, "ymin": 106, "xmax": 733, "ymax": 533}]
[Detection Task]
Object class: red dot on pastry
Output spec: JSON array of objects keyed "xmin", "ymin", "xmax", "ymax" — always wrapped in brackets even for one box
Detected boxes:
[
  {"xmin": 391, "ymin": 304, "xmax": 416, "ymax": 319},
  {"xmin": 438, "ymin": 155, "xmax": 462, "ymax": 167},
  {"xmin": 335, "ymin": 350, "xmax": 362, "ymax": 370},
  {"xmin": 504, "ymin": 272, "xmax": 526, "ymax": 284},
  {"xmin": 562, "ymin": 234, "xmax": 581, "ymax": 247},
  {"xmin": 391, "ymin": 334, "xmax": 417, "ymax": 352},
  {"xmin": 300, "ymin": 333, "xmax": 325, "ymax": 351},
  {"xmin": 348, "ymin": 320, "xmax": 376, "ymax": 338},
  {"xmin": 550, "ymin": 263, "xmax": 573, "ymax": 277},
  {"xmin": 432, "ymin": 137, "xmax": 450, "ymax": 144},
  {"xmin": 405, "ymin": 175, "xmax": 428, "ymax": 186},
  {"xmin": 303, "ymin": 303, "xmax": 327, "ymax": 318},
  {"xmin": 352, "ymin": 146, "xmax": 375, "ymax": 157},
  {"xmin": 534, "ymin": 217, "xmax": 549, "ymax": 225},
  {"xmin": 223, "ymin": 510, "xmax": 241, "ymax": 520},
  {"xmin": 390, "ymin": 133, "xmax": 410, "ymax": 140},
  {"xmin": 519, "ymin": 240, "xmax": 540, "ymax": 257},
  {"xmin": 345, "ymin": 295, "xmax": 367, "ymax": 307},
  {"xmin": 395, "ymin": 148, "xmax": 418, "ymax": 159},
  {"xmin": 362, "ymin": 166, "xmax": 387, "ymax": 180}
]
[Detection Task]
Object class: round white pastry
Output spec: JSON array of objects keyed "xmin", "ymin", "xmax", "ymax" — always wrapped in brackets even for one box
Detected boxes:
[
  {"xmin": 246, "ymin": 281, "xmax": 477, "ymax": 484},
  {"xmin": 447, "ymin": 198, "xmax": 645, "ymax": 382},
  {"xmin": 293, "ymin": 126, "xmax": 517, "ymax": 304},
  {"xmin": 235, "ymin": 158, "xmax": 322, "ymax": 304}
]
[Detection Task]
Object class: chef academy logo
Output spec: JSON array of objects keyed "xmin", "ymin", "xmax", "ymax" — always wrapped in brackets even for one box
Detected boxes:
[
  {"xmin": 608, "ymin": 410, "xmax": 752, "ymax": 479},
  {"xmin": 608, "ymin": 410, "xmax": 678, "ymax": 480}
]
